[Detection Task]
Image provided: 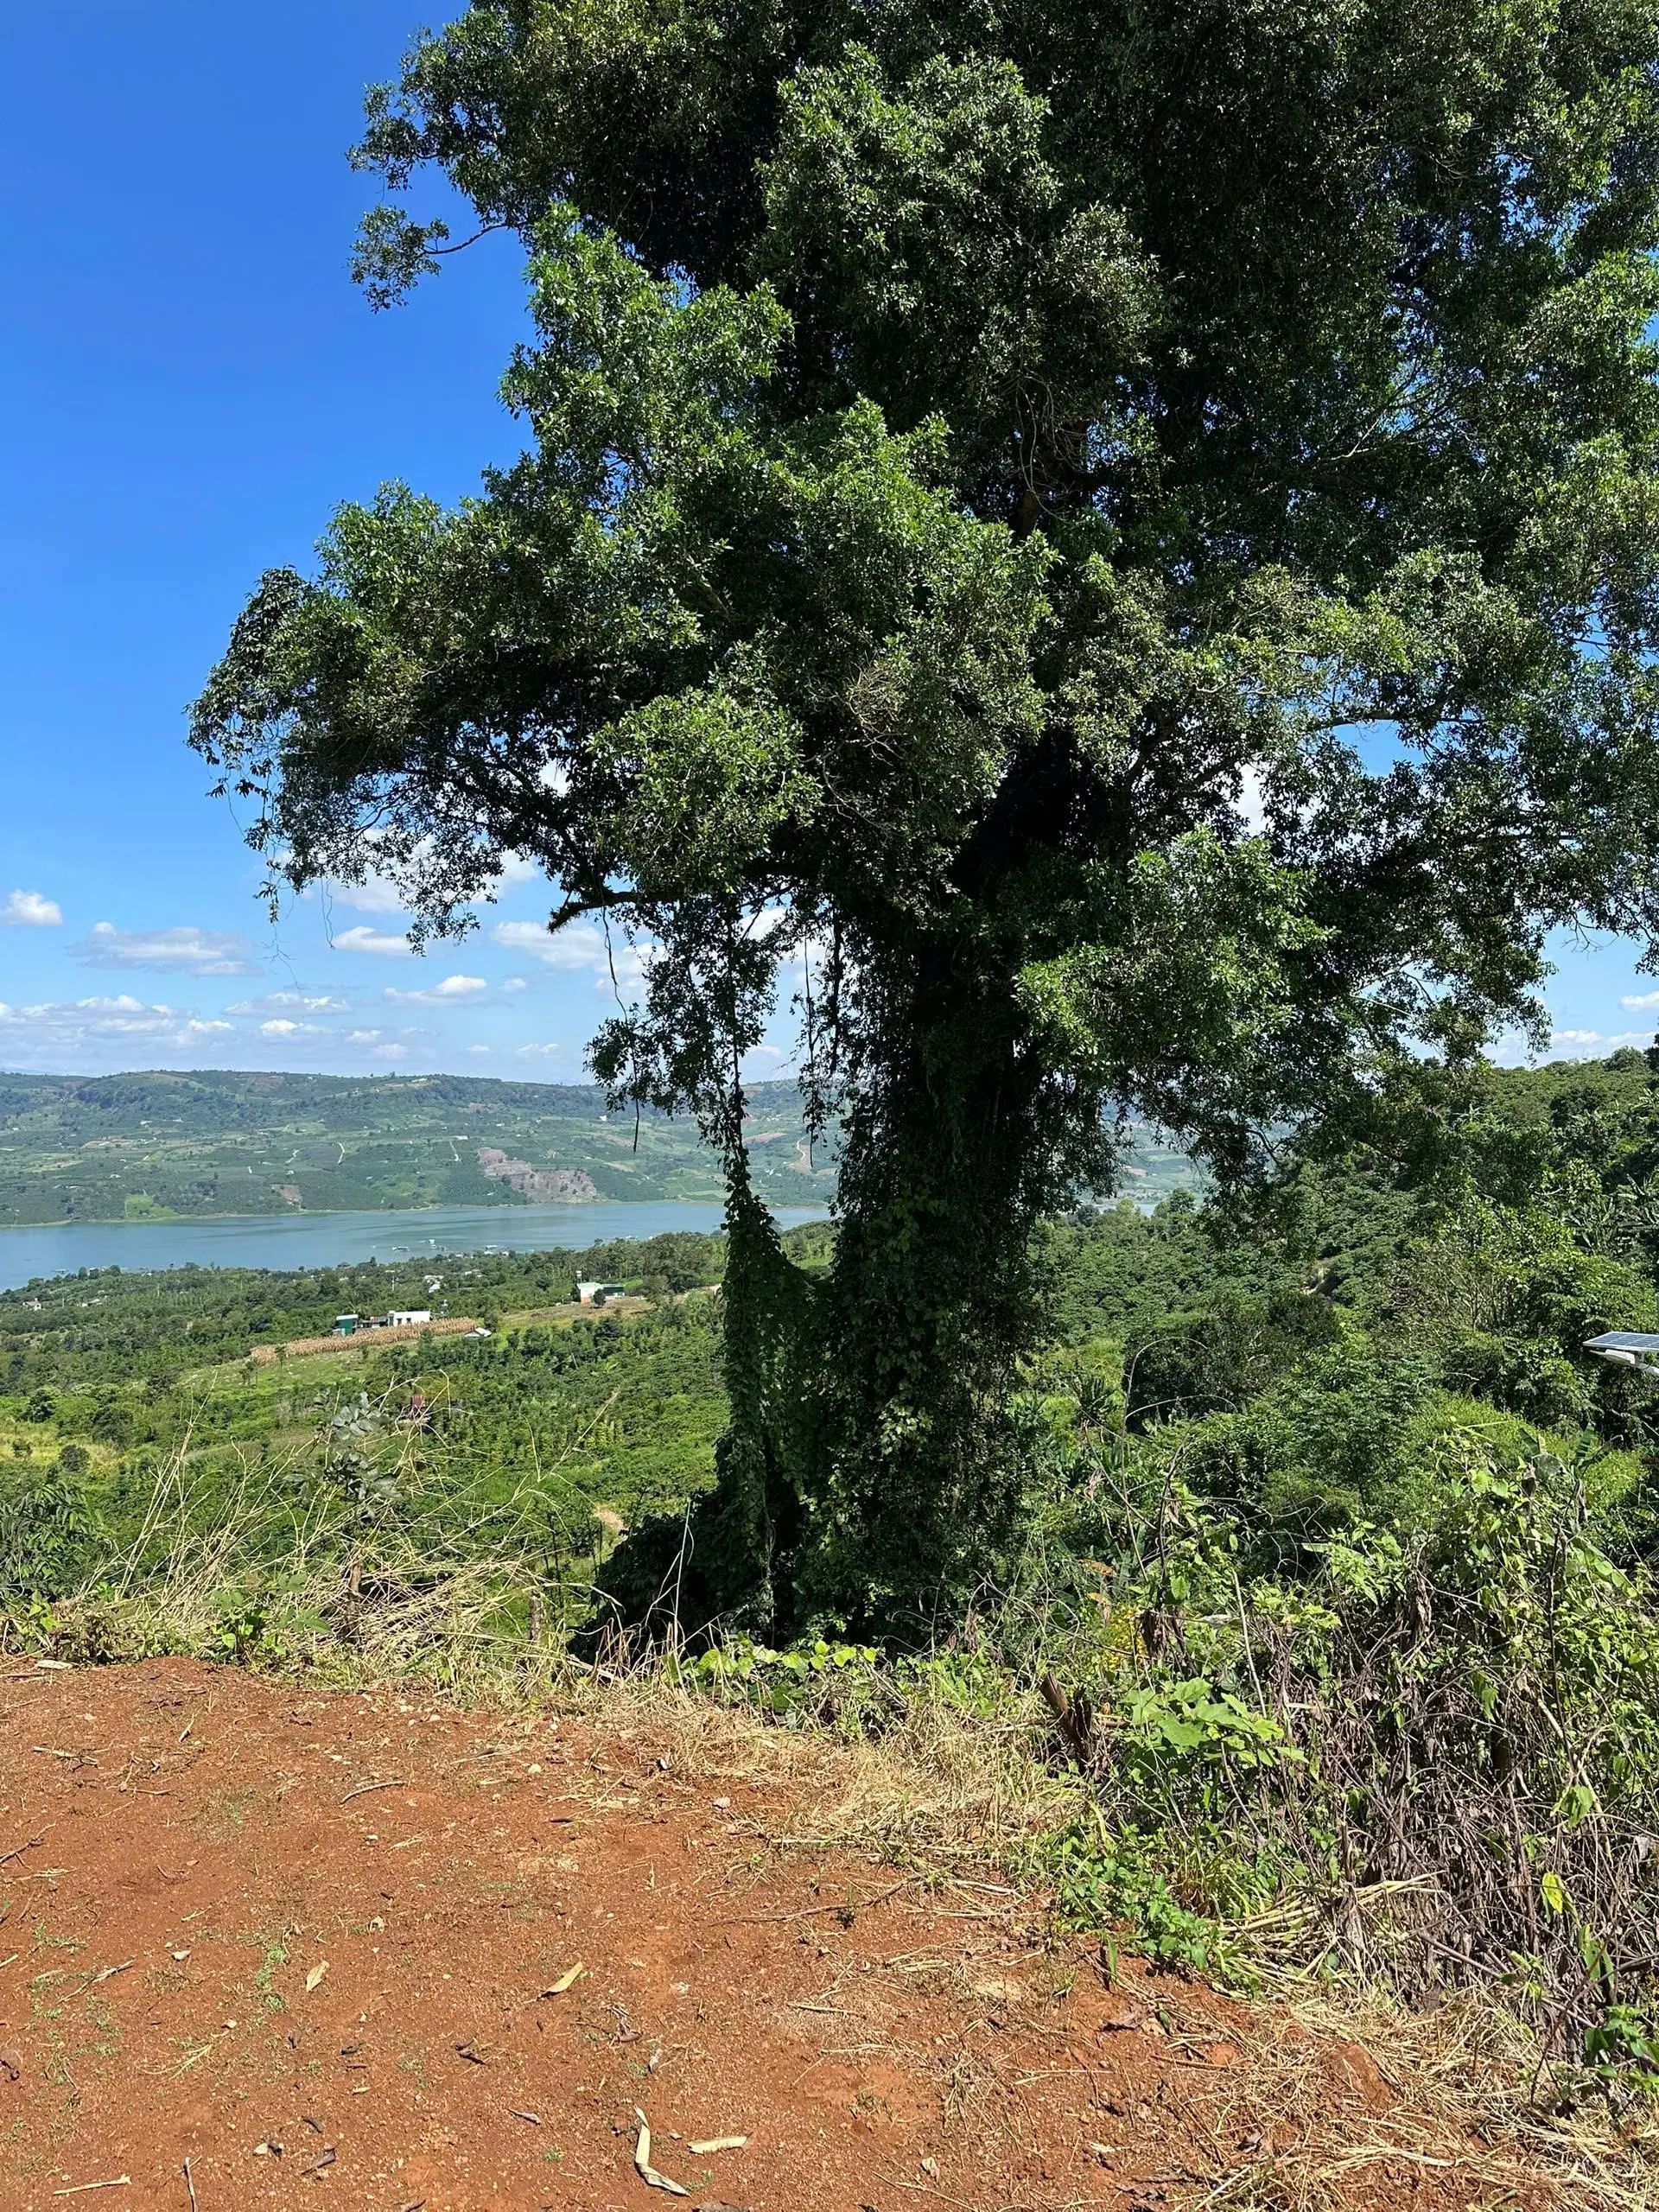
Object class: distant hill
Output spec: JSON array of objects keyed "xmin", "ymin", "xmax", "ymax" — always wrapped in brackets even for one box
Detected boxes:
[
  {"xmin": 0, "ymin": 1069, "xmax": 830, "ymax": 1226},
  {"xmin": 0, "ymin": 1067, "xmax": 1197, "ymax": 1229}
]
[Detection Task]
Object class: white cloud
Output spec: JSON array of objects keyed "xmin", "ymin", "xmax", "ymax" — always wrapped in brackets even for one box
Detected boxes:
[
  {"xmin": 72, "ymin": 922, "xmax": 259, "ymax": 976},
  {"xmin": 493, "ymin": 919, "xmax": 648, "ymax": 989},
  {"xmin": 1543, "ymin": 1027, "xmax": 1652, "ymax": 1061},
  {"xmin": 499, "ymin": 976, "xmax": 528, "ymax": 995},
  {"xmin": 494, "ymin": 919, "xmax": 592, "ymax": 966},
  {"xmin": 384, "ymin": 975, "xmax": 489, "ymax": 1007},
  {"xmin": 323, "ymin": 873, "xmax": 409, "ymax": 917},
  {"xmin": 227, "ymin": 991, "xmax": 351, "ymax": 1017},
  {"xmin": 741, "ymin": 1044, "xmax": 796, "ymax": 1080},
  {"xmin": 332, "ymin": 925, "xmax": 414, "ymax": 957},
  {"xmin": 0, "ymin": 991, "xmax": 454, "ymax": 1075},
  {"xmin": 322, "ymin": 849, "xmax": 541, "ymax": 918},
  {"xmin": 3, "ymin": 889, "xmax": 63, "ymax": 927},
  {"xmin": 1623, "ymin": 992, "xmax": 1659, "ymax": 1012},
  {"xmin": 0, "ymin": 995, "xmax": 236, "ymax": 1063}
]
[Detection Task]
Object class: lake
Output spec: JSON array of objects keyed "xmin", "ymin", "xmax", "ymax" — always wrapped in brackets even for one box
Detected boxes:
[{"xmin": 0, "ymin": 1201, "xmax": 830, "ymax": 1294}]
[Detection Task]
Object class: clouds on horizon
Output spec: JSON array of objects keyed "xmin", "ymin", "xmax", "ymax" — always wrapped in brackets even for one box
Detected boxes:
[
  {"xmin": 1547, "ymin": 1026, "xmax": 1650, "ymax": 1058},
  {"xmin": 0, "ymin": 993, "xmax": 235, "ymax": 1061}
]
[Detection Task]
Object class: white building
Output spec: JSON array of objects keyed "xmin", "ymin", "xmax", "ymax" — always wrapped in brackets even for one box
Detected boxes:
[{"xmin": 387, "ymin": 1308, "xmax": 433, "ymax": 1328}]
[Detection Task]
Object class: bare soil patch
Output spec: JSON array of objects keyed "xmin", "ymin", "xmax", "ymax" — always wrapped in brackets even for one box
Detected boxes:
[
  {"xmin": 250, "ymin": 1319, "xmax": 486, "ymax": 1363},
  {"xmin": 0, "ymin": 1660, "xmax": 1592, "ymax": 2210}
]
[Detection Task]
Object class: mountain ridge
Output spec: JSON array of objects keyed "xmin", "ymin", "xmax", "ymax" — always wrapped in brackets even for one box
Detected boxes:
[{"xmin": 0, "ymin": 1066, "xmax": 1197, "ymax": 1227}]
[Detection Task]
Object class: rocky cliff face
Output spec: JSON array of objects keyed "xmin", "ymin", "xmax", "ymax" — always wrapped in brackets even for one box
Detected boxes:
[{"xmin": 476, "ymin": 1148, "xmax": 598, "ymax": 1204}]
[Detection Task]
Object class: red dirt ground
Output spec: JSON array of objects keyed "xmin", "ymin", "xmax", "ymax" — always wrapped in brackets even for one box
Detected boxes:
[{"xmin": 0, "ymin": 1658, "xmax": 1540, "ymax": 2211}]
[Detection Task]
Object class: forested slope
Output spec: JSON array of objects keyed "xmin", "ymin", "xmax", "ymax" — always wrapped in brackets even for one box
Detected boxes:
[
  {"xmin": 0, "ymin": 1066, "xmax": 1201, "ymax": 1226},
  {"xmin": 0, "ymin": 1070, "xmax": 832, "ymax": 1223}
]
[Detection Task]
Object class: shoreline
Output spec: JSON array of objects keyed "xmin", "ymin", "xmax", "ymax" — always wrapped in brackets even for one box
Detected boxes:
[{"xmin": 0, "ymin": 1194, "xmax": 741, "ymax": 1234}]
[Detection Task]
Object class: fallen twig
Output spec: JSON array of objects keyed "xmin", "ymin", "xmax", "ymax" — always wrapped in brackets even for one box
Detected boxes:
[
  {"xmin": 340, "ymin": 1778, "xmax": 407, "ymax": 1804},
  {"xmin": 716, "ymin": 1878, "xmax": 910, "ymax": 1928}
]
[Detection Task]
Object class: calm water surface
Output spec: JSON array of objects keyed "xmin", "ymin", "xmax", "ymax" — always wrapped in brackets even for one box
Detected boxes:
[{"xmin": 0, "ymin": 1202, "xmax": 830, "ymax": 1294}]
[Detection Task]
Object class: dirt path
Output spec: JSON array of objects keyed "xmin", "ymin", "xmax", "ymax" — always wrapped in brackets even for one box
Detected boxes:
[{"xmin": 0, "ymin": 1659, "xmax": 1540, "ymax": 2211}]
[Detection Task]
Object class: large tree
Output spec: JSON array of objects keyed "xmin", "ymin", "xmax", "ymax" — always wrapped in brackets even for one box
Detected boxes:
[{"xmin": 195, "ymin": 0, "xmax": 1659, "ymax": 1637}]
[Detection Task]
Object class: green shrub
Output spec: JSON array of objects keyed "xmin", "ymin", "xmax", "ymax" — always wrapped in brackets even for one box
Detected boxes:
[
  {"xmin": 0, "ymin": 1469, "xmax": 102, "ymax": 1600},
  {"xmin": 1026, "ymin": 1417, "xmax": 1659, "ymax": 2081}
]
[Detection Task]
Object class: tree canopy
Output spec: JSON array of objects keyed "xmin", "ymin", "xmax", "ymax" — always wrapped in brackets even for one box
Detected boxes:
[{"xmin": 194, "ymin": 0, "xmax": 1659, "ymax": 1635}]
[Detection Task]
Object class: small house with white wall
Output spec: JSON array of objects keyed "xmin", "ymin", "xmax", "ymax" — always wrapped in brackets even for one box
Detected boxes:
[{"xmin": 575, "ymin": 1280, "xmax": 626, "ymax": 1306}]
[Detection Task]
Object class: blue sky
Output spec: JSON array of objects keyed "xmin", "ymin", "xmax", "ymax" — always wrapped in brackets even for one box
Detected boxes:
[
  {"xmin": 0, "ymin": 4, "xmax": 1653, "ymax": 1080},
  {"xmin": 0, "ymin": 1, "xmax": 666, "ymax": 1082}
]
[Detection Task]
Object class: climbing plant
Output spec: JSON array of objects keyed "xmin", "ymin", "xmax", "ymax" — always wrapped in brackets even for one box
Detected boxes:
[{"xmin": 194, "ymin": 0, "xmax": 1659, "ymax": 1635}]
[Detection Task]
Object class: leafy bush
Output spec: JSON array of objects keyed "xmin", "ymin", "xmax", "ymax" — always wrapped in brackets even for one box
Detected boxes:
[
  {"xmin": 1168, "ymin": 1343, "xmax": 1438, "ymax": 1548},
  {"xmin": 0, "ymin": 1469, "xmax": 103, "ymax": 1600},
  {"xmin": 1024, "ymin": 1414, "xmax": 1659, "ymax": 2080},
  {"xmin": 1127, "ymin": 1283, "xmax": 1347, "ymax": 1426},
  {"xmin": 1392, "ymin": 1178, "xmax": 1659, "ymax": 1437}
]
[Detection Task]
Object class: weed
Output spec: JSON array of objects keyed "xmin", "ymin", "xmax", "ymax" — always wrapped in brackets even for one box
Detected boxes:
[{"xmin": 250, "ymin": 1936, "xmax": 288, "ymax": 2012}]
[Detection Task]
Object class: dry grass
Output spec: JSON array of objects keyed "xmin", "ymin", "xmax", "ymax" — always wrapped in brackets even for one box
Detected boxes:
[
  {"xmin": 12, "ymin": 1448, "xmax": 1659, "ymax": 2212},
  {"xmin": 1184, "ymin": 1984, "xmax": 1659, "ymax": 2212},
  {"xmin": 439, "ymin": 1681, "xmax": 1659, "ymax": 2211}
]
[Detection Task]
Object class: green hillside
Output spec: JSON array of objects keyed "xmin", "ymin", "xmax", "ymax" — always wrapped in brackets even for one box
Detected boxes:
[
  {"xmin": 0, "ymin": 1070, "xmax": 830, "ymax": 1225},
  {"xmin": 0, "ymin": 1068, "xmax": 1196, "ymax": 1228}
]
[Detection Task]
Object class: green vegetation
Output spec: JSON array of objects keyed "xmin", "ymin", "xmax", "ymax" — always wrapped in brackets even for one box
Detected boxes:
[
  {"xmin": 196, "ymin": 0, "xmax": 1659, "ymax": 1640},
  {"xmin": 13, "ymin": 1046, "xmax": 1659, "ymax": 2085},
  {"xmin": 0, "ymin": 1069, "xmax": 836, "ymax": 1225},
  {"xmin": 39, "ymin": 0, "xmax": 1659, "ymax": 2094},
  {"xmin": 0, "ymin": 1065, "xmax": 1198, "ymax": 1228},
  {"xmin": 0, "ymin": 1226, "xmax": 750, "ymax": 1579}
]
